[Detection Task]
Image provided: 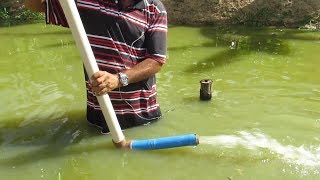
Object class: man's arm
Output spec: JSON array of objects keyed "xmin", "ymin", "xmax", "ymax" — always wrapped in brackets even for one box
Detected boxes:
[
  {"xmin": 122, "ymin": 58, "xmax": 162, "ymax": 84},
  {"xmin": 90, "ymin": 59, "xmax": 163, "ymax": 96},
  {"xmin": 24, "ymin": 0, "xmax": 45, "ymax": 12}
]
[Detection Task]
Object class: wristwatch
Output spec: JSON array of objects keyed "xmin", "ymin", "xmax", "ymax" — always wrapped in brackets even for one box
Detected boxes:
[{"xmin": 118, "ymin": 72, "xmax": 129, "ymax": 87}]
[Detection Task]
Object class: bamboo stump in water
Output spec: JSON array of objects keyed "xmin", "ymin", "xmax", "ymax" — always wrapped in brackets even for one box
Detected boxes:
[{"xmin": 200, "ymin": 79, "xmax": 213, "ymax": 101}]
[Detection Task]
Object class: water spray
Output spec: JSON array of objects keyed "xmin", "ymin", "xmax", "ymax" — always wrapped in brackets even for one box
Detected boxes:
[{"xmin": 59, "ymin": 0, "xmax": 199, "ymax": 150}]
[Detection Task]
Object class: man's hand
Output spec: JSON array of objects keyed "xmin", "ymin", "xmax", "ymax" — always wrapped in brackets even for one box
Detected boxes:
[{"xmin": 90, "ymin": 71, "xmax": 120, "ymax": 96}]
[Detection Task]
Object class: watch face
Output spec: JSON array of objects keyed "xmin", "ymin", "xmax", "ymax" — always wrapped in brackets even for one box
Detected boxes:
[{"xmin": 119, "ymin": 72, "xmax": 129, "ymax": 86}]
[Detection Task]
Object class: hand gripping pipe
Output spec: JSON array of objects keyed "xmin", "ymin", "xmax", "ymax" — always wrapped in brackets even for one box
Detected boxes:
[{"xmin": 59, "ymin": 0, "xmax": 199, "ymax": 150}]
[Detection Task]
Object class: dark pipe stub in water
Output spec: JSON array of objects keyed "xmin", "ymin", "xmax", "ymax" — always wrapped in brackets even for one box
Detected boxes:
[{"xmin": 200, "ymin": 79, "xmax": 213, "ymax": 101}]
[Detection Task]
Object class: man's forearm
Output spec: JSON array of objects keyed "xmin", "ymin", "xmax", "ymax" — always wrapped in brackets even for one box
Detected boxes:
[
  {"xmin": 24, "ymin": 0, "xmax": 45, "ymax": 12},
  {"xmin": 122, "ymin": 58, "xmax": 163, "ymax": 84}
]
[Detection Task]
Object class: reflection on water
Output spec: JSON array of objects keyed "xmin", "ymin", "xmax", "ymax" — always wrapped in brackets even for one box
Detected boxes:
[{"xmin": 0, "ymin": 24, "xmax": 320, "ymax": 179}]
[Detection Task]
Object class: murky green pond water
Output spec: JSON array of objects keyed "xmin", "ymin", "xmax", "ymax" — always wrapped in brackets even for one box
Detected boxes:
[{"xmin": 0, "ymin": 23, "xmax": 320, "ymax": 180}]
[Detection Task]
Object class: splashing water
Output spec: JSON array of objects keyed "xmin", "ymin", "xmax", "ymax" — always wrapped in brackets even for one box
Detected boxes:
[{"xmin": 200, "ymin": 131, "xmax": 320, "ymax": 168}]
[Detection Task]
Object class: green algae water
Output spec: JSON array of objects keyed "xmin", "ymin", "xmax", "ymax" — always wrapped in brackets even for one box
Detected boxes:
[{"xmin": 0, "ymin": 23, "xmax": 320, "ymax": 180}]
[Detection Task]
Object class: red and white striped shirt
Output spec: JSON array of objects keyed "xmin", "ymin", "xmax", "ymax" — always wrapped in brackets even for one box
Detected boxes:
[{"xmin": 45, "ymin": 0, "xmax": 167, "ymax": 129}]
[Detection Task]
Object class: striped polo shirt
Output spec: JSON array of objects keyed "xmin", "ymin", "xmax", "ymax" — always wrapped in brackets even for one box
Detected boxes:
[{"xmin": 45, "ymin": 0, "xmax": 167, "ymax": 129}]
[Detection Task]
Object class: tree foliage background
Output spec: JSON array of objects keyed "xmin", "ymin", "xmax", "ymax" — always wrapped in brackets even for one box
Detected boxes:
[
  {"xmin": 162, "ymin": 0, "xmax": 320, "ymax": 29},
  {"xmin": 0, "ymin": 0, "xmax": 44, "ymax": 26},
  {"xmin": 0, "ymin": 0, "xmax": 319, "ymax": 29}
]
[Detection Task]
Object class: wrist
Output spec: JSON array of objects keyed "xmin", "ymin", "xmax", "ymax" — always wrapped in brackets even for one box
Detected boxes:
[{"xmin": 118, "ymin": 72, "xmax": 129, "ymax": 87}]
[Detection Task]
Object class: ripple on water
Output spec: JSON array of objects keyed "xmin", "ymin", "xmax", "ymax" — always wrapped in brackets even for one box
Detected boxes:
[{"xmin": 1, "ymin": 72, "xmax": 74, "ymax": 127}]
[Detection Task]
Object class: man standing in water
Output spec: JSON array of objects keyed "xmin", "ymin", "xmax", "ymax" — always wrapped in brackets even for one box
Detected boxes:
[{"xmin": 25, "ymin": 0, "xmax": 167, "ymax": 134}]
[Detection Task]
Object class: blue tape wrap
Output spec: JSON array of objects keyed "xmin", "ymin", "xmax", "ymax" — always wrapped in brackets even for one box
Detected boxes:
[{"xmin": 131, "ymin": 134, "xmax": 198, "ymax": 150}]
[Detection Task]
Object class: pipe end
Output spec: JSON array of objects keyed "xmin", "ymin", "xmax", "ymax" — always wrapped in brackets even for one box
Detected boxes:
[
  {"xmin": 195, "ymin": 134, "xmax": 200, "ymax": 145},
  {"xmin": 113, "ymin": 139, "xmax": 132, "ymax": 149}
]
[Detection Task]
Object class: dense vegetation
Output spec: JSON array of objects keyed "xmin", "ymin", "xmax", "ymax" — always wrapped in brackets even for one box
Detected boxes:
[
  {"xmin": 0, "ymin": 0, "xmax": 319, "ymax": 29},
  {"xmin": 162, "ymin": 0, "xmax": 320, "ymax": 29},
  {"xmin": 0, "ymin": 0, "xmax": 44, "ymax": 26}
]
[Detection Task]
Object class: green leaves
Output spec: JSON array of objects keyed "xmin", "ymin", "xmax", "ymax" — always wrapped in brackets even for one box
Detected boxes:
[{"xmin": 0, "ymin": 1, "xmax": 44, "ymax": 26}]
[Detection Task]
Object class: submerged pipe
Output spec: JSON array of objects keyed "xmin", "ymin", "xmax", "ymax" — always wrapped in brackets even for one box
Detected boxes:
[{"xmin": 59, "ymin": 0, "xmax": 198, "ymax": 150}]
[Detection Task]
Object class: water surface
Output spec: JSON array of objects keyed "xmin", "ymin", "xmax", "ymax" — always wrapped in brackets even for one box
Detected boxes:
[{"xmin": 0, "ymin": 24, "xmax": 320, "ymax": 180}]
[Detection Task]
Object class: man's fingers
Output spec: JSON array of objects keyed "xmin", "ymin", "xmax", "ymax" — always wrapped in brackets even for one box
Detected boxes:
[
  {"xmin": 97, "ymin": 88, "xmax": 109, "ymax": 96},
  {"xmin": 93, "ymin": 87, "xmax": 109, "ymax": 96},
  {"xmin": 91, "ymin": 86, "xmax": 99, "ymax": 94},
  {"xmin": 96, "ymin": 76, "xmax": 106, "ymax": 85},
  {"xmin": 98, "ymin": 83, "xmax": 107, "ymax": 89},
  {"xmin": 91, "ymin": 83, "xmax": 111, "ymax": 96},
  {"xmin": 90, "ymin": 77, "xmax": 103, "ymax": 87},
  {"xmin": 89, "ymin": 71, "xmax": 117, "ymax": 94},
  {"xmin": 91, "ymin": 71, "xmax": 103, "ymax": 79},
  {"xmin": 90, "ymin": 71, "xmax": 112, "ymax": 87},
  {"xmin": 90, "ymin": 72, "xmax": 103, "ymax": 85}
]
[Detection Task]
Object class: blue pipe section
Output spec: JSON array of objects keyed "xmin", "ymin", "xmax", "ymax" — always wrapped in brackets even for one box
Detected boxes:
[{"xmin": 130, "ymin": 134, "xmax": 199, "ymax": 150}]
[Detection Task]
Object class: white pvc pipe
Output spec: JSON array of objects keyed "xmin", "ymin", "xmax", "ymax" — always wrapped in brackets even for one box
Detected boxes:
[{"xmin": 59, "ymin": 0, "xmax": 125, "ymax": 143}]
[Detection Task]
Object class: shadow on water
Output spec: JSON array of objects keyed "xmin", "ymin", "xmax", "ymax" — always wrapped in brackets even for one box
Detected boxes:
[
  {"xmin": 41, "ymin": 41, "xmax": 75, "ymax": 49},
  {"xmin": 179, "ymin": 26, "xmax": 319, "ymax": 73},
  {"xmin": 0, "ymin": 109, "xmax": 113, "ymax": 166}
]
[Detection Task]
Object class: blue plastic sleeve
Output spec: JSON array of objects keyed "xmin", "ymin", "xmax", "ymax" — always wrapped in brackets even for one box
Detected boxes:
[{"xmin": 131, "ymin": 134, "xmax": 198, "ymax": 150}]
